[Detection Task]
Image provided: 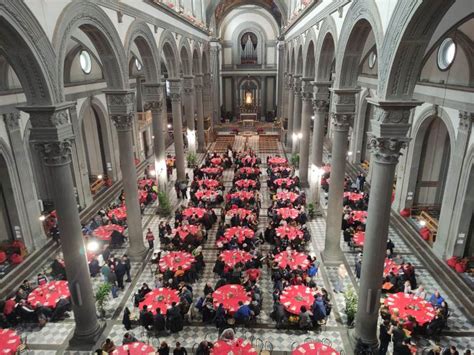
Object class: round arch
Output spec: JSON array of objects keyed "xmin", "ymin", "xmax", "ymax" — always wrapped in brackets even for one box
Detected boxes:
[
  {"xmin": 179, "ymin": 37, "xmax": 193, "ymax": 76},
  {"xmin": 192, "ymin": 46, "xmax": 202, "ymax": 75},
  {"xmin": 314, "ymin": 16, "xmax": 338, "ymax": 82},
  {"xmin": 0, "ymin": 2, "xmax": 60, "ymax": 105},
  {"xmin": 333, "ymin": 0, "xmax": 384, "ymax": 89},
  {"xmin": 124, "ymin": 20, "xmax": 161, "ymax": 83},
  {"xmin": 302, "ymin": 28, "xmax": 317, "ymax": 78},
  {"xmin": 201, "ymin": 50, "xmax": 209, "ymax": 74},
  {"xmin": 295, "ymin": 45, "xmax": 303, "ymax": 75},
  {"xmin": 53, "ymin": 1, "xmax": 128, "ymax": 91},
  {"xmin": 159, "ymin": 30, "xmax": 181, "ymax": 78}
]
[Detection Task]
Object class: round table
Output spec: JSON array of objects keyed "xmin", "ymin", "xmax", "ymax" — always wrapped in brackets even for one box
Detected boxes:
[
  {"xmin": 138, "ymin": 288, "xmax": 180, "ymax": 315},
  {"xmin": 112, "ymin": 342, "xmax": 155, "ymax": 355},
  {"xmin": 212, "ymin": 338, "xmax": 257, "ymax": 355},
  {"xmin": 138, "ymin": 179, "xmax": 155, "ymax": 189},
  {"xmin": 220, "ymin": 226, "xmax": 255, "ymax": 245},
  {"xmin": 384, "ymin": 292, "xmax": 436, "ymax": 326},
  {"xmin": 276, "ymin": 191, "xmax": 299, "ymax": 203},
  {"xmin": 277, "ymin": 208, "xmax": 300, "ymax": 220},
  {"xmin": 272, "ymin": 166, "xmax": 292, "ymax": 174},
  {"xmin": 268, "ymin": 157, "xmax": 287, "ymax": 166},
  {"xmin": 108, "ymin": 206, "xmax": 127, "ymax": 220},
  {"xmin": 275, "ymin": 226, "xmax": 304, "ymax": 241},
  {"xmin": 235, "ymin": 179, "xmax": 257, "ymax": 189},
  {"xmin": 195, "ymin": 190, "xmax": 219, "ymax": 202},
  {"xmin": 220, "ymin": 250, "xmax": 253, "ymax": 268},
  {"xmin": 274, "ymin": 251, "xmax": 310, "ymax": 271},
  {"xmin": 182, "ymin": 207, "xmax": 207, "ymax": 219},
  {"xmin": 93, "ymin": 224, "xmax": 125, "ymax": 241},
  {"xmin": 292, "ymin": 341, "xmax": 339, "ymax": 355},
  {"xmin": 0, "ymin": 329, "xmax": 21, "ymax": 355},
  {"xmin": 226, "ymin": 208, "xmax": 253, "ymax": 219},
  {"xmin": 241, "ymin": 156, "xmax": 257, "ymax": 166},
  {"xmin": 174, "ymin": 225, "xmax": 201, "ymax": 241},
  {"xmin": 27, "ymin": 281, "xmax": 70, "ymax": 308},
  {"xmin": 280, "ymin": 285, "xmax": 315, "ymax": 315},
  {"xmin": 139, "ymin": 190, "xmax": 148, "ymax": 204},
  {"xmin": 159, "ymin": 251, "xmax": 195, "ymax": 273},
  {"xmin": 211, "ymin": 157, "xmax": 223, "ymax": 166},
  {"xmin": 344, "ymin": 192, "xmax": 364, "ymax": 202},
  {"xmin": 352, "ymin": 210, "xmax": 367, "ymax": 223},
  {"xmin": 201, "ymin": 167, "xmax": 223, "ymax": 176},
  {"xmin": 384, "ymin": 258, "xmax": 401, "ymax": 277},
  {"xmin": 274, "ymin": 178, "xmax": 295, "ymax": 187},
  {"xmin": 228, "ymin": 191, "xmax": 254, "ymax": 201},
  {"xmin": 213, "ymin": 285, "xmax": 251, "ymax": 313},
  {"xmin": 352, "ymin": 231, "xmax": 365, "ymax": 247},
  {"xmin": 239, "ymin": 167, "xmax": 260, "ymax": 175},
  {"xmin": 197, "ymin": 179, "xmax": 220, "ymax": 189}
]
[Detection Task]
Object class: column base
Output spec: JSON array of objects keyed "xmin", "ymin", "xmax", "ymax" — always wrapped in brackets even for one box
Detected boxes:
[
  {"xmin": 321, "ymin": 248, "xmax": 344, "ymax": 265},
  {"xmin": 69, "ymin": 321, "xmax": 105, "ymax": 349},
  {"xmin": 349, "ymin": 328, "xmax": 379, "ymax": 354},
  {"xmin": 127, "ymin": 245, "xmax": 149, "ymax": 261}
]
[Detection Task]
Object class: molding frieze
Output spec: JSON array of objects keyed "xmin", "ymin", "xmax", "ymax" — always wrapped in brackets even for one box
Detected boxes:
[
  {"xmin": 36, "ymin": 140, "xmax": 73, "ymax": 167},
  {"xmin": 367, "ymin": 136, "xmax": 408, "ymax": 165}
]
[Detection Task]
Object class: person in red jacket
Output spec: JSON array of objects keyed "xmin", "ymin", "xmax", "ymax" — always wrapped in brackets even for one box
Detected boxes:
[{"xmin": 146, "ymin": 228, "xmax": 155, "ymax": 250}]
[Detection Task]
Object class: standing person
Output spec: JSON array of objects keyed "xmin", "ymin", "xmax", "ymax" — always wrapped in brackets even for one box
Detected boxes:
[
  {"xmin": 115, "ymin": 260, "xmax": 127, "ymax": 290},
  {"xmin": 179, "ymin": 180, "xmax": 188, "ymax": 200},
  {"xmin": 122, "ymin": 255, "xmax": 131, "ymax": 282},
  {"xmin": 334, "ymin": 264, "xmax": 347, "ymax": 293},
  {"xmin": 174, "ymin": 180, "xmax": 181, "ymax": 199},
  {"xmin": 379, "ymin": 320, "xmax": 391, "ymax": 355},
  {"xmin": 146, "ymin": 228, "xmax": 155, "ymax": 250},
  {"xmin": 159, "ymin": 341, "xmax": 171, "ymax": 355},
  {"xmin": 173, "ymin": 342, "xmax": 188, "ymax": 355},
  {"xmin": 122, "ymin": 307, "xmax": 132, "ymax": 330},
  {"xmin": 359, "ymin": 173, "xmax": 366, "ymax": 192}
]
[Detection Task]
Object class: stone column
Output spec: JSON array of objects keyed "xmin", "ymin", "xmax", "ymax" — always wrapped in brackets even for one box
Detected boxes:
[
  {"xmin": 292, "ymin": 75, "xmax": 302, "ymax": 154},
  {"xmin": 298, "ymin": 78, "xmax": 313, "ymax": 186},
  {"xmin": 143, "ymin": 83, "xmax": 168, "ymax": 191},
  {"xmin": 182, "ymin": 75, "xmax": 196, "ymax": 153},
  {"xmin": 168, "ymin": 78, "xmax": 186, "ymax": 181},
  {"xmin": 104, "ymin": 91, "xmax": 147, "ymax": 260},
  {"xmin": 354, "ymin": 100, "xmax": 421, "ymax": 349},
  {"xmin": 311, "ymin": 82, "xmax": 331, "ymax": 167},
  {"xmin": 194, "ymin": 74, "xmax": 206, "ymax": 152},
  {"xmin": 21, "ymin": 104, "xmax": 102, "ymax": 345},
  {"xmin": 4, "ymin": 113, "xmax": 47, "ymax": 250},
  {"xmin": 276, "ymin": 42, "xmax": 285, "ymax": 119},
  {"xmin": 203, "ymin": 73, "xmax": 212, "ymax": 120},
  {"xmin": 323, "ymin": 88, "xmax": 358, "ymax": 263},
  {"xmin": 434, "ymin": 111, "xmax": 473, "ymax": 258},
  {"xmin": 286, "ymin": 74, "xmax": 294, "ymax": 149},
  {"xmin": 210, "ymin": 41, "xmax": 221, "ymax": 125}
]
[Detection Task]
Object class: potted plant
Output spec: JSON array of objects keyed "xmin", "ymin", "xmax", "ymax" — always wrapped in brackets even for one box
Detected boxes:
[
  {"xmin": 187, "ymin": 152, "xmax": 197, "ymax": 168},
  {"xmin": 290, "ymin": 153, "xmax": 299, "ymax": 167},
  {"xmin": 96, "ymin": 283, "xmax": 112, "ymax": 318},
  {"xmin": 158, "ymin": 191, "xmax": 172, "ymax": 216},
  {"xmin": 344, "ymin": 287, "xmax": 358, "ymax": 326}
]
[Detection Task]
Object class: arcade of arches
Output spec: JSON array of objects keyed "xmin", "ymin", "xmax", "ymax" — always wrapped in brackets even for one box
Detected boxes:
[{"xmin": 0, "ymin": 0, "xmax": 472, "ymax": 353}]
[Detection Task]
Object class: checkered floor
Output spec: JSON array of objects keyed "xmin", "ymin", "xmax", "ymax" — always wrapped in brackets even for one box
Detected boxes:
[{"xmin": 9, "ymin": 136, "xmax": 473, "ymax": 354}]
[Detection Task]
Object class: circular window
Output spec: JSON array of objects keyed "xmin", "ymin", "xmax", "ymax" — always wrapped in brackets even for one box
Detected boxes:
[
  {"xmin": 79, "ymin": 50, "xmax": 92, "ymax": 74},
  {"xmin": 368, "ymin": 51, "xmax": 377, "ymax": 69},
  {"xmin": 437, "ymin": 38, "xmax": 456, "ymax": 71},
  {"xmin": 135, "ymin": 58, "xmax": 142, "ymax": 71}
]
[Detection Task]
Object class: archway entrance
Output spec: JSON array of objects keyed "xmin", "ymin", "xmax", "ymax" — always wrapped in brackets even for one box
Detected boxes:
[
  {"xmin": 81, "ymin": 104, "xmax": 107, "ymax": 178},
  {"xmin": 0, "ymin": 153, "xmax": 20, "ymax": 242}
]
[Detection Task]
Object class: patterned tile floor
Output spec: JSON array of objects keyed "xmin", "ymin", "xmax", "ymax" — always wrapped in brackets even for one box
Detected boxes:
[{"xmin": 8, "ymin": 136, "xmax": 473, "ymax": 354}]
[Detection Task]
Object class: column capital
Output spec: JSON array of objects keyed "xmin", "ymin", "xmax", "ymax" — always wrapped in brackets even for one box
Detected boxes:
[
  {"xmin": 4, "ymin": 112, "xmax": 21, "ymax": 131},
  {"xmin": 104, "ymin": 90, "xmax": 135, "ymax": 115},
  {"xmin": 312, "ymin": 81, "xmax": 331, "ymax": 112},
  {"xmin": 168, "ymin": 78, "xmax": 182, "ymax": 102},
  {"xmin": 367, "ymin": 136, "xmax": 408, "ymax": 165},
  {"xmin": 35, "ymin": 140, "xmax": 73, "ymax": 167},
  {"xmin": 301, "ymin": 78, "xmax": 314, "ymax": 102},
  {"xmin": 182, "ymin": 76, "xmax": 195, "ymax": 95},
  {"xmin": 142, "ymin": 83, "xmax": 164, "ymax": 111},
  {"xmin": 330, "ymin": 87, "xmax": 359, "ymax": 115},
  {"xmin": 459, "ymin": 111, "xmax": 473, "ymax": 131},
  {"xmin": 293, "ymin": 75, "xmax": 302, "ymax": 96},
  {"xmin": 194, "ymin": 75, "xmax": 203, "ymax": 91},
  {"xmin": 331, "ymin": 113, "xmax": 353, "ymax": 132}
]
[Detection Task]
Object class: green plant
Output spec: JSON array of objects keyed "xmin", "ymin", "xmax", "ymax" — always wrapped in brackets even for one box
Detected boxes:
[
  {"xmin": 186, "ymin": 152, "xmax": 197, "ymax": 167},
  {"xmin": 290, "ymin": 153, "xmax": 299, "ymax": 167},
  {"xmin": 158, "ymin": 191, "xmax": 172, "ymax": 216},
  {"xmin": 344, "ymin": 287, "xmax": 358, "ymax": 326},
  {"xmin": 307, "ymin": 203, "xmax": 315, "ymax": 219},
  {"xmin": 95, "ymin": 283, "xmax": 112, "ymax": 318}
]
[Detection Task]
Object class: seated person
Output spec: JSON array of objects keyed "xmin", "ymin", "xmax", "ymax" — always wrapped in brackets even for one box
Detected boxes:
[
  {"xmin": 429, "ymin": 290, "xmax": 445, "ymax": 308},
  {"xmin": 122, "ymin": 332, "xmax": 138, "ymax": 344},
  {"xmin": 234, "ymin": 301, "xmax": 253, "ymax": 324}
]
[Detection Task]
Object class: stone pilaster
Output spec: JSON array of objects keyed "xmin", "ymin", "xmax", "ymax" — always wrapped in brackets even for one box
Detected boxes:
[
  {"xmin": 168, "ymin": 78, "xmax": 186, "ymax": 181},
  {"xmin": 182, "ymin": 75, "xmax": 196, "ymax": 153},
  {"xmin": 353, "ymin": 99, "xmax": 421, "ymax": 350},
  {"xmin": 310, "ymin": 82, "xmax": 331, "ymax": 168},
  {"xmin": 210, "ymin": 41, "xmax": 221, "ymax": 126},
  {"xmin": 291, "ymin": 75, "xmax": 302, "ymax": 154},
  {"xmin": 298, "ymin": 78, "xmax": 313, "ymax": 186},
  {"xmin": 194, "ymin": 74, "xmax": 206, "ymax": 152},
  {"xmin": 286, "ymin": 74, "xmax": 294, "ymax": 149},
  {"xmin": 105, "ymin": 90, "xmax": 147, "ymax": 260},
  {"xmin": 276, "ymin": 42, "xmax": 285, "ymax": 118}
]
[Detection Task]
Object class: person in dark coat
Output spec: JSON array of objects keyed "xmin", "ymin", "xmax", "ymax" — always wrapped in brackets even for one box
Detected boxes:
[
  {"xmin": 115, "ymin": 261, "xmax": 127, "ymax": 289},
  {"xmin": 379, "ymin": 320, "xmax": 391, "ymax": 355},
  {"xmin": 89, "ymin": 257, "xmax": 101, "ymax": 277},
  {"xmin": 122, "ymin": 307, "xmax": 132, "ymax": 330},
  {"xmin": 214, "ymin": 303, "xmax": 227, "ymax": 330},
  {"xmin": 195, "ymin": 341, "xmax": 212, "ymax": 355},
  {"xmin": 166, "ymin": 302, "xmax": 183, "ymax": 333},
  {"xmin": 154, "ymin": 308, "xmax": 166, "ymax": 333},
  {"xmin": 139, "ymin": 305, "xmax": 154, "ymax": 330},
  {"xmin": 311, "ymin": 295, "xmax": 327, "ymax": 324}
]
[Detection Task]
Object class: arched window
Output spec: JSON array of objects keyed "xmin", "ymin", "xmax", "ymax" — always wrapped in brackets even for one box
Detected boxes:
[
  {"xmin": 437, "ymin": 37, "xmax": 456, "ymax": 71},
  {"xmin": 79, "ymin": 50, "xmax": 92, "ymax": 74}
]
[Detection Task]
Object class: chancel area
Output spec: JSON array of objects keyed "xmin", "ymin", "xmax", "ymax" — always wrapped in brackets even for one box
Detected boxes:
[{"xmin": 0, "ymin": 0, "xmax": 473, "ymax": 354}]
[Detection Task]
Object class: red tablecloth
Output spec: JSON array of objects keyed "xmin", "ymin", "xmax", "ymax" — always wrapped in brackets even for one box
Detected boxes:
[
  {"xmin": 277, "ymin": 208, "xmax": 300, "ymax": 220},
  {"xmin": 292, "ymin": 341, "xmax": 339, "ymax": 355},
  {"xmin": 275, "ymin": 226, "xmax": 304, "ymax": 240},
  {"xmin": 226, "ymin": 208, "xmax": 253, "ymax": 219},
  {"xmin": 174, "ymin": 225, "xmax": 201, "ymax": 241},
  {"xmin": 182, "ymin": 207, "xmax": 207, "ymax": 219},
  {"xmin": 108, "ymin": 206, "xmax": 127, "ymax": 220},
  {"xmin": 138, "ymin": 288, "xmax": 180, "ymax": 315},
  {"xmin": 27, "ymin": 281, "xmax": 70, "ymax": 308},
  {"xmin": 241, "ymin": 156, "xmax": 257, "ymax": 166},
  {"xmin": 197, "ymin": 179, "xmax": 220, "ymax": 189},
  {"xmin": 352, "ymin": 210, "xmax": 367, "ymax": 223},
  {"xmin": 212, "ymin": 338, "xmax": 257, "ymax": 355},
  {"xmin": 276, "ymin": 191, "xmax": 299, "ymax": 203},
  {"xmin": 211, "ymin": 157, "xmax": 223, "ymax": 166},
  {"xmin": 280, "ymin": 285, "xmax": 316, "ymax": 315},
  {"xmin": 353, "ymin": 231, "xmax": 365, "ymax": 247},
  {"xmin": 384, "ymin": 258, "xmax": 401, "ymax": 277},
  {"xmin": 213, "ymin": 285, "xmax": 251, "ymax": 313},
  {"xmin": 195, "ymin": 189, "xmax": 219, "ymax": 201},
  {"xmin": 235, "ymin": 179, "xmax": 257, "ymax": 189},
  {"xmin": 112, "ymin": 342, "xmax": 155, "ymax": 355},
  {"xmin": 201, "ymin": 167, "xmax": 223, "ymax": 175},
  {"xmin": 159, "ymin": 251, "xmax": 195, "ymax": 272},
  {"xmin": 220, "ymin": 250, "xmax": 253, "ymax": 268},
  {"xmin": 268, "ymin": 157, "xmax": 287, "ymax": 166},
  {"xmin": 274, "ymin": 251, "xmax": 310, "ymax": 271},
  {"xmin": 139, "ymin": 190, "xmax": 148, "ymax": 204},
  {"xmin": 228, "ymin": 191, "xmax": 254, "ymax": 201},
  {"xmin": 93, "ymin": 224, "xmax": 125, "ymax": 241},
  {"xmin": 220, "ymin": 227, "xmax": 255, "ymax": 245},
  {"xmin": 344, "ymin": 192, "xmax": 364, "ymax": 202},
  {"xmin": 272, "ymin": 166, "xmax": 292, "ymax": 174},
  {"xmin": 384, "ymin": 292, "xmax": 436, "ymax": 326},
  {"xmin": 0, "ymin": 329, "xmax": 21, "ymax": 355},
  {"xmin": 274, "ymin": 178, "xmax": 295, "ymax": 187},
  {"xmin": 138, "ymin": 179, "xmax": 155, "ymax": 189},
  {"xmin": 239, "ymin": 167, "xmax": 260, "ymax": 175}
]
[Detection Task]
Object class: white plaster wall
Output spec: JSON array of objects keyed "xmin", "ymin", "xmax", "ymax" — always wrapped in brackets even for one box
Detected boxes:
[
  {"xmin": 221, "ymin": 10, "xmax": 277, "ymax": 40},
  {"xmin": 24, "ymin": 0, "xmax": 70, "ymax": 41}
]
